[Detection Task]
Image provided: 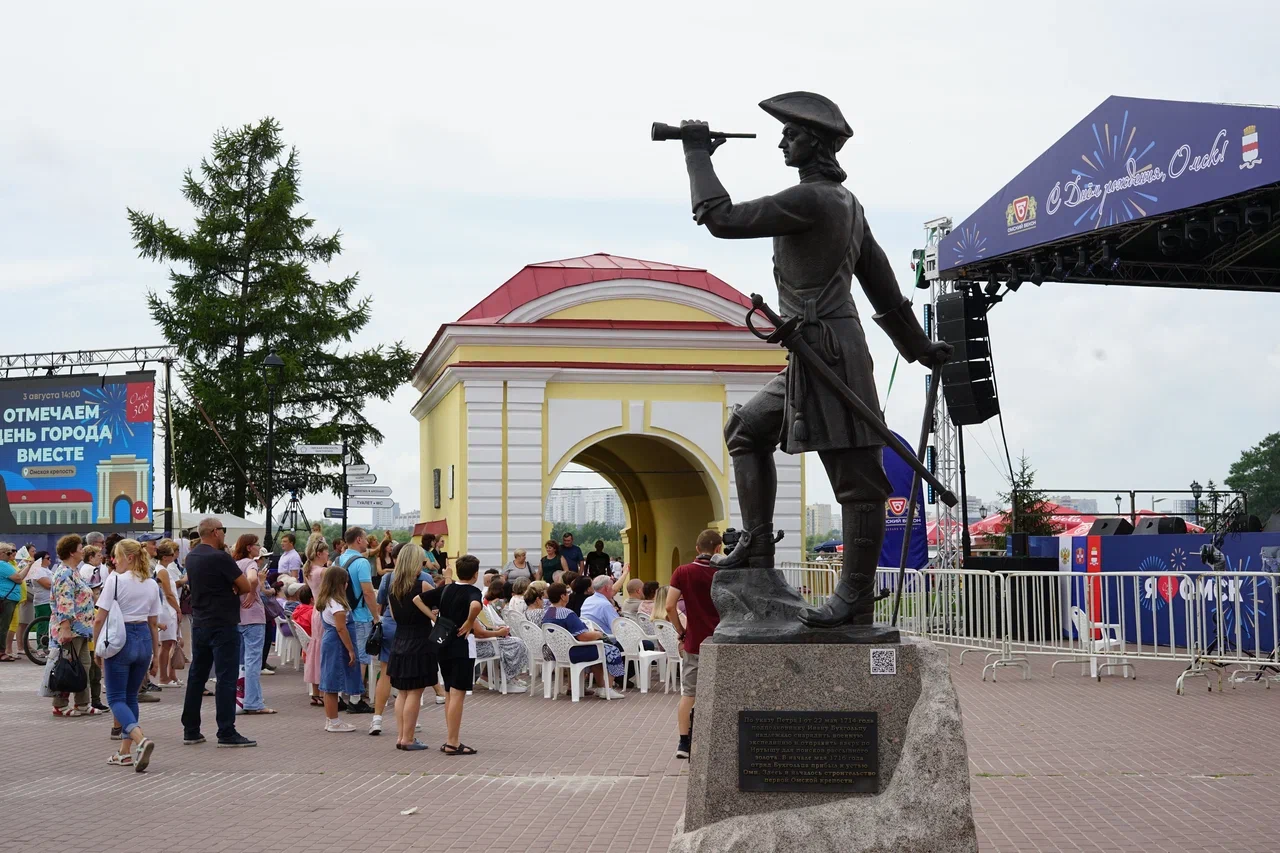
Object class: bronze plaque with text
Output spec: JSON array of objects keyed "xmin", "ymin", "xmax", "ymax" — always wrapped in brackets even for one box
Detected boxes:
[{"xmin": 738, "ymin": 710, "xmax": 878, "ymax": 793}]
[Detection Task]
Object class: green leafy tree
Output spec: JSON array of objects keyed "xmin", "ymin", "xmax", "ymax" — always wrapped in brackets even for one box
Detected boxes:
[
  {"xmin": 1225, "ymin": 433, "xmax": 1280, "ymax": 518},
  {"xmin": 981, "ymin": 454, "xmax": 1058, "ymax": 550},
  {"xmin": 130, "ymin": 118, "xmax": 413, "ymax": 517}
]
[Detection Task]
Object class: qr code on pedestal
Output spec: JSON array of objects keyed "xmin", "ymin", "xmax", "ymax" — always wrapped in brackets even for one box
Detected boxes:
[{"xmin": 870, "ymin": 648, "xmax": 897, "ymax": 675}]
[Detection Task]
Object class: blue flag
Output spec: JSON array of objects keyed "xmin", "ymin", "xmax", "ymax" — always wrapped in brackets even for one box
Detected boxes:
[{"xmin": 880, "ymin": 431, "xmax": 928, "ymax": 570}]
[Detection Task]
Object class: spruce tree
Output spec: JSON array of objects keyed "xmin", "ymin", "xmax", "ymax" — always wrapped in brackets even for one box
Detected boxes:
[
  {"xmin": 981, "ymin": 454, "xmax": 1058, "ymax": 549},
  {"xmin": 129, "ymin": 118, "xmax": 413, "ymax": 518}
]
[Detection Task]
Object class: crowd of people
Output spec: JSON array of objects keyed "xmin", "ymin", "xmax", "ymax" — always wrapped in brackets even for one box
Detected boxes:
[{"xmin": 3, "ymin": 522, "xmax": 724, "ymax": 770}]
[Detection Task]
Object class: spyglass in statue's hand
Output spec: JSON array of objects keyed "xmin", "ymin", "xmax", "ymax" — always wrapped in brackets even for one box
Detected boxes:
[{"xmin": 650, "ymin": 122, "xmax": 756, "ymax": 142}]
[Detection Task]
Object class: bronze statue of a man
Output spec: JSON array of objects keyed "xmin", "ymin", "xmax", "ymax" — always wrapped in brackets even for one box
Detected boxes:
[{"xmin": 680, "ymin": 92, "xmax": 951, "ymax": 629}]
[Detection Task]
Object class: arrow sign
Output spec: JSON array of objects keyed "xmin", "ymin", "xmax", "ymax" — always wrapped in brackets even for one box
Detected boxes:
[
  {"xmin": 295, "ymin": 444, "xmax": 342, "ymax": 455},
  {"xmin": 347, "ymin": 485, "xmax": 392, "ymax": 497},
  {"xmin": 323, "ymin": 507, "xmax": 345, "ymax": 519},
  {"xmin": 348, "ymin": 497, "xmax": 395, "ymax": 509},
  {"xmin": 345, "ymin": 464, "xmax": 370, "ymax": 475},
  {"xmin": 346, "ymin": 474, "xmax": 377, "ymax": 486}
]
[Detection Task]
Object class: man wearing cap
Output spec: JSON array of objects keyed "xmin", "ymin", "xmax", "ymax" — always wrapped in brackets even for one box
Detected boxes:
[{"xmin": 678, "ymin": 92, "xmax": 951, "ymax": 629}]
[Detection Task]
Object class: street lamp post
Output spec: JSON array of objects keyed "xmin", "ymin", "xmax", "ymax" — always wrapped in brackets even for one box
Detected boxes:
[
  {"xmin": 1114, "ymin": 494, "xmax": 1122, "ymax": 516},
  {"xmin": 1152, "ymin": 497, "xmax": 1165, "ymax": 511},
  {"xmin": 262, "ymin": 351, "xmax": 285, "ymax": 550},
  {"xmin": 1190, "ymin": 480, "xmax": 1202, "ymax": 526}
]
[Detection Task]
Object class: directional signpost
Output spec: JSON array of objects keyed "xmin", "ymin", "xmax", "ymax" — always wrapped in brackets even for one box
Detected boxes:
[
  {"xmin": 296, "ymin": 444, "xmax": 343, "ymax": 455},
  {"xmin": 345, "ymin": 474, "xmax": 377, "ymax": 486},
  {"xmin": 346, "ymin": 464, "xmax": 370, "ymax": 476},
  {"xmin": 347, "ymin": 485, "xmax": 392, "ymax": 497},
  {"xmin": 323, "ymin": 507, "xmax": 345, "ymax": 519},
  {"xmin": 349, "ymin": 497, "xmax": 395, "ymax": 509}
]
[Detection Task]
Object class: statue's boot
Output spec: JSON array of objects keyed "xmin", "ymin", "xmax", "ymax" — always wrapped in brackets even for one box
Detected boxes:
[{"xmin": 800, "ymin": 502, "xmax": 887, "ymax": 628}]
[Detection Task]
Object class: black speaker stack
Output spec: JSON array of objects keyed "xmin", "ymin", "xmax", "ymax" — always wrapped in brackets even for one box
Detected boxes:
[
  {"xmin": 1087, "ymin": 517, "xmax": 1134, "ymax": 536},
  {"xmin": 935, "ymin": 290, "xmax": 1000, "ymax": 426},
  {"xmin": 1133, "ymin": 516, "xmax": 1188, "ymax": 535}
]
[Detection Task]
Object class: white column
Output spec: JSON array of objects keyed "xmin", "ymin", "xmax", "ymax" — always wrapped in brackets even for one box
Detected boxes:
[
  {"xmin": 464, "ymin": 380, "xmax": 504, "ymax": 567},
  {"xmin": 505, "ymin": 380, "xmax": 546, "ymax": 560}
]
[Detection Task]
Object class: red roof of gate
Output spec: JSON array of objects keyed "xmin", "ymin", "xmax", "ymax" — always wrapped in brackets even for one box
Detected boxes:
[{"xmin": 456, "ymin": 253, "xmax": 753, "ymax": 323}]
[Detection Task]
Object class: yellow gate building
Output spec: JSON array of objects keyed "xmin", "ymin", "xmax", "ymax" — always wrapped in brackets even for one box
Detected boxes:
[{"xmin": 410, "ymin": 254, "xmax": 806, "ymax": 583}]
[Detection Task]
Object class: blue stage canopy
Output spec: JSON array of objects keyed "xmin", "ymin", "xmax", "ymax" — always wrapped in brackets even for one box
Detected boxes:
[{"xmin": 938, "ymin": 96, "xmax": 1280, "ymax": 292}]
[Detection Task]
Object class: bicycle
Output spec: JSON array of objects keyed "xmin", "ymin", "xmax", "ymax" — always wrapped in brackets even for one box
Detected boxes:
[{"xmin": 24, "ymin": 615, "xmax": 50, "ymax": 665}]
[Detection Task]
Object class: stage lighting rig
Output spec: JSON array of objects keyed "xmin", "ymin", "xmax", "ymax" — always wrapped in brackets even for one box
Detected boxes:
[
  {"xmin": 1075, "ymin": 244, "xmax": 1088, "ymax": 270},
  {"xmin": 1052, "ymin": 251, "xmax": 1069, "ymax": 279},
  {"xmin": 1185, "ymin": 217, "xmax": 1211, "ymax": 247},
  {"xmin": 1100, "ymin": 241, "xmax": 1120, "ymax": 272},
  {"xmin": 1005, "ymin": 263, "xmax": 1023, "ymax": 292},
  {"xmin": 1029, "ymin": 257, "xmax": 1044, "ymax": 286},
  {"xmin": 984, "ymin": 268, "xmax": 1000, "ymax": 296},
  {"xmin": 1213, "ymin": 208, "xmax": 1241, "ymax": 240},
  {"xmin": 1244, "ymin": 203, "xmax": 1271, "ymax": 234},
  {"xmin": 1158, "ymin": 223, "xmax": 1182, "ymax": 256}
]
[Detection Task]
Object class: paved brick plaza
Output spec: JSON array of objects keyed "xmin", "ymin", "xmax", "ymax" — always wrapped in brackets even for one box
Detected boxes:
[{"xmin": 1, "ymin": 651, "xmax": 1275, "ymax": 852}]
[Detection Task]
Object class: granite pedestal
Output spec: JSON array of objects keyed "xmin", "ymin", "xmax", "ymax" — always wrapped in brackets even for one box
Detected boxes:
[{"xmin": 669, "ymin": 636, "xmax": 977, "ymax": 853}]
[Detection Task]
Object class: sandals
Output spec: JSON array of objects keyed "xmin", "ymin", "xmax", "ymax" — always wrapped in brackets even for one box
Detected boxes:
[
  {"xmin": 133, "ymin": 738, "xmax": 155, "ymax": 773},
  {"xmin": 240, "ymin": 708, "xmax": 277, "ymax": 715},
  {"xmin": 396, "ymin": 741, "xmax": 429, "ymax": 751},
  {"xmin": 107, "ymin": 752, "xmax": 134, "ymax": 767},
  {"xmin": 309, "ymin": 696, "xmax": 325, "ymax": 707},
  {"xmin": 0, "ymin": 653, "xmax": 17, "ymax": 662},
  {"xmin": 52, "ymin": 707, "xmax": 80, "ymax": 717},
  {"xmin": 441, "ymin": 743, "xmax": 477, "ymax": 755}
]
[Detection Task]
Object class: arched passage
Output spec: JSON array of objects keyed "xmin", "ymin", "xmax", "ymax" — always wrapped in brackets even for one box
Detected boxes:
[{"xmin": 549, "ymin": 433, "xmax": 721, "ymax": 585}]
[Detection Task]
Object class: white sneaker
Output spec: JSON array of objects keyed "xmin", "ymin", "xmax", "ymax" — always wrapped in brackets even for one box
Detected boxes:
[
  {"xmin": 415, "ymin": 722, "xmax": 422, "ymax": 731},
  {"xmin": 505, "ymin": 683, "xmax": 529, "ymax": 694},
  {"xmin": 434, "ymin": 695, "xmax": 446, "ymax": 705},
  {"xmin": 325, "ymin": 720, "xmax": 356, "ymax": 733},
  {"xmin": 369, "ymin": 715, "xmax": 383, "ymax": 735},
  {"xmin": 596, "ymin": 687, "xmax": 625, "ymax": 700},
  {"xmin": 260, "ymin": 668, "xmax": 274, "ymax": 676},
  {"xmin": 475, "ymin": 678, "xmax": 490, "ymax": 689}
]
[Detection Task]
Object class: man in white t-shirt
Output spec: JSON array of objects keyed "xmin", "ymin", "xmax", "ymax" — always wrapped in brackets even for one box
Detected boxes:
[{"xmin": 276, "ymin": 533, "xmax": 303, "ymax": 581}]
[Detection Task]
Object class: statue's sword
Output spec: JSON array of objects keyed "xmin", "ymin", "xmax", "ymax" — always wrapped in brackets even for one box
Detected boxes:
[
  {"xmin": 745, "ymin": 294, "xmax": 958, "ymax": 507},
  {"xmin": 888, "ymin": 363, "xmax": 942, "ymax": 627}
]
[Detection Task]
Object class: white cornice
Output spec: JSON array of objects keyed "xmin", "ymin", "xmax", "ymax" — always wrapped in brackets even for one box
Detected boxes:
[
  {"xmin": 410, "ymin": 324, "xmax": 775, "ymax": 392},
  {"xmin": 501, "ymin": 278, "xmax": 749, "ymax": 324},
  {"xmin": 410, "ymin": 365, "xmax": 776, "ymax": 420}
]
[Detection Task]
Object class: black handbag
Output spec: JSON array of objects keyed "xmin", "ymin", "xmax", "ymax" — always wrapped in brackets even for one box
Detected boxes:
[
  {"xmin": 364, "ymin": 622, "xmax": 383, "ymax": 656},
  {"xmin": 427, "ymin": 585, "xmax": 459, "ymax": 656},
  {"xmin": 49, "ymin": 643, "xmax": 88, "ymax": 695}
]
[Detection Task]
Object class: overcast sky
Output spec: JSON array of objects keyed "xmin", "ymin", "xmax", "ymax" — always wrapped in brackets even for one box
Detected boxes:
[{"xmin": 3, "ymin": 1, "xmax": 1278, "ymax": 529}]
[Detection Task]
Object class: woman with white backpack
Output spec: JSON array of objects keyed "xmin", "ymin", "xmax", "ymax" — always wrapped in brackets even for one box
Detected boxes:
[{"xmin": 92, "ymin": 539, "xmax": 161, "ymax": 772}]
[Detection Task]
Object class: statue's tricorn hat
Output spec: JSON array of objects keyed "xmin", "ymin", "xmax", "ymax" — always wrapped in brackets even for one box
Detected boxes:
[{"xmin": 759, "ymin": 91, "xmax": 853, "ymax": 150}]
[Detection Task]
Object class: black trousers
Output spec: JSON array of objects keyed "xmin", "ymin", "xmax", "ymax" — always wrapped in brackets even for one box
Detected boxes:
[{"xmin": 181, "ymin": 624, "xmax": 241, "ymax": 740}]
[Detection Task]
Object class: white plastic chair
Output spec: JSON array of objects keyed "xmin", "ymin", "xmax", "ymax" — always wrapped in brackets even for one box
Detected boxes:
[
  {"xmin": 629, "ymin": 612, "xmax": 659, "ymax": 638},
  {"xmin": 473, "ymin": 638, "xmax": 507, "ymax": 693},
  {"xmin": 516, "ymin": 620, "xmax": 551, "ymax": 697},
  {"xmin": 651, "ymin": 619, "xmax": 682, "ymax": 694},
  {"xmin": 275, "ymin": 616, "xmax": 303, "ymax": 670},
  {"xmin": 287, "ymin": 617, "xmax": 310, "ymax": 671},
  {"xmin": 613, "ymin": 618, "xmax": 666, "ymax": 693},
  {"xmin": 1065, "ymin": 605, "xmax": 1133, "ymax": 680},
  {"xmin": 542, "ymin": 623, "xmax": 607, "ymax": 702},
  {"xmin": 582, "ymin": 617, "xmax": 607, "ymax": 635},
  {"xmin": 503, "ymin": 609, "xmax": 527, "ymax": 632}
]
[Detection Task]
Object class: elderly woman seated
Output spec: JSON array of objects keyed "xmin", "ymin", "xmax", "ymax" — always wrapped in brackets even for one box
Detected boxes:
[{"xmin": 540, "ymin": 582, "xmax": 625, "ymax": 700}]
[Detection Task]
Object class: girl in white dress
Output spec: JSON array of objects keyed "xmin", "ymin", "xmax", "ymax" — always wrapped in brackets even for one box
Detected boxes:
[{"xmin": 154, "ymin": 541, "xmax": 183, "ymax": 687}]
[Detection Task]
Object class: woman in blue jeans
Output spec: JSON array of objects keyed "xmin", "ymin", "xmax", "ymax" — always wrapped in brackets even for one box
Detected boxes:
[
  {"xmin": 92, "ymin": 539, "xmax": 161, "ymax": 771},
  {"xmin": 232, "ymin": 534, "xmax": 275, "ymax": 715}
]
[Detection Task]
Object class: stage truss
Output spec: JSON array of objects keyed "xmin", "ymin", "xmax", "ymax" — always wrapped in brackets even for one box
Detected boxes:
[{"xmin": 922, "ymin": 217, "xmax": 962, "ymax": 569}]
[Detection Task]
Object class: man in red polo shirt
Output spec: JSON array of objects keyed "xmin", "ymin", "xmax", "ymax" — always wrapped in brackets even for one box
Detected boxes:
[{"xmin": 665, "ymin": 528, "xmax": 722, "ymax": 760}]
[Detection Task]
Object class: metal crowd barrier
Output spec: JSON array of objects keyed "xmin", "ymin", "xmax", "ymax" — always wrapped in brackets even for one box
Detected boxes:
[{"xmin": 780, "ymin": 563, "xmax": 1279, "ymax": 695}]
